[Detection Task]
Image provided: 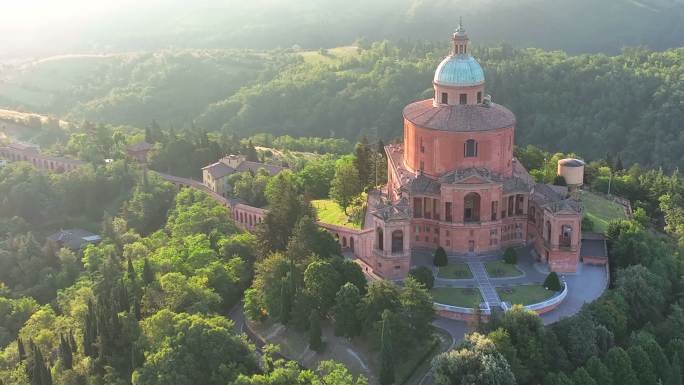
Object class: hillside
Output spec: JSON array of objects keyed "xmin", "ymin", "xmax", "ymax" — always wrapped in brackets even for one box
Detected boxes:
[
  {"xmin": 5, "ymin": 42, "xmax": 684, "ymax": 171},
  {"xmin": 4, "ymin": 0, "xmax": 684, "ymax": 57}
]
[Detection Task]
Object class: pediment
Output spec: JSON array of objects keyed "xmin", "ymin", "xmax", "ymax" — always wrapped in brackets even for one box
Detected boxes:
[{"xmin": 461, "ymin": 175, "xmax": 488, "ymax": 184}]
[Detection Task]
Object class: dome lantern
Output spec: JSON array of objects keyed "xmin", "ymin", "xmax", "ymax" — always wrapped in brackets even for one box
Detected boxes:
[{"xmin": 433, "ymin": 21, "xmax": 486, "ymax": 107}]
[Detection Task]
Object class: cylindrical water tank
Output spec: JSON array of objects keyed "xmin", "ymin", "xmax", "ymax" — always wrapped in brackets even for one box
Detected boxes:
[{"xmin": 557, "ymin": 158, "xmax": 585, "ymax": 186}]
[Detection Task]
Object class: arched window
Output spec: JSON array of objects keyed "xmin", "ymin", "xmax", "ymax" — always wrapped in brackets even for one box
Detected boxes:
[
  {"xmin": 350, "ymin": 237, "xmax": 355, "ymax": 251},
  {"xmin": 391, "ymin": 230, "xmax": 403, "ymax": 254},
  {"xmin": 464, "ymin": 139, "xmax": 478, "ymax": 157},
  {"xmin": 560, "ymin": 225, "xmax": 572, "ymax": 247},
  {"xmin": 529, "ymin": 206, "xmax": 536, "ymax": 223},
  {"xmin": 545, "ymin": 221, "xmax": 552, "ymax": 242},
  {"xmin": 342, "ymin": 236, "xmax": 347, "ymax": 248},
  {"xmin": 464, "ymin": 192, "xmax": 481, "ymax": 222},
  {"xmin": 377, "ymin": 228, "xmax": 384, "ymax": 251}
]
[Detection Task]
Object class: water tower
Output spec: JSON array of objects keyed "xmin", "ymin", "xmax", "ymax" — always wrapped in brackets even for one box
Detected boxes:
[{"xmin": 557, "ymin": 158, "xmax": 585, "ymax": 197}]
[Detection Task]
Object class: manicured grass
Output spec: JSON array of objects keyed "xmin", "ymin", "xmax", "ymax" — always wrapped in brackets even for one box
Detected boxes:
[
  {"xmin": 485, "ymin": 261, "xmax": 523, "ymax": 278},
  {"xmin": 436, "ymin": 263, "xmax": 473, "ymax": 279},
  {"xmin": 312, "ymin": 199, "xmax": 361, "ymax": 229},
  {"xmin": 497, "ymin": 285, "xmax": 558, "ymax": 305},
  {"xmin": 581, "ymin": 191, "xmax": 627, "ymax": 233},
  {"xmin": 431, "ymin": 287, "xmax": 482, "ymax": 307}
]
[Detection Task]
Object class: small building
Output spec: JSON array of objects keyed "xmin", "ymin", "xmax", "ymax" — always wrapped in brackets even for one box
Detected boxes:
[
  {"xmin": 580, "ymin": 232, "xmax": 608, "ymax": 265},
  {"xmin": 47, "ymin": 229, "xmax": 102, "ymax": 251},
  {"xmin": 126, "ymin": 141, "xmax": 154, "ymax": 164},
  {"xmin": 202, "ymin": 155, "xmax": 286, "ymax": 197}
]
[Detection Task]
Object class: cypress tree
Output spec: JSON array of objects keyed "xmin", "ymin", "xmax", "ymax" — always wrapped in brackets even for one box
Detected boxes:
[
  {"xmin": 585, "ymin": 356, "xmax": 612, "ymax": 385},
  {"xmin": 69, "ymin": 332, "xmax": 77, "ymax": 354},
  {"xmin": 433, "ymin": 247, "xmax": 448, "ymax": 267},
  {"xmin": 543, "ymin": 272, "xmax": 562, "ymax": 291},
  {"xmin": 127, "ymin": 256, "xmax": 136, "ymax": 281},
  {"xmin": 628, "ymin": 345, "xmax": 656, "ymax": 385},
  {"xmin": 606, "ymin": 347, "xmax": 638, "ymax": 385},
  {"xmin": 354, "ymin": 136, "xmax": 373, "ymax": 188},
  {"xmin": 83, "ymin": 300, "xmax": 96, "ymax": 357},
  {"xmin": 133, "ymin": 294, "xmax": 142, "ymax": 320},
  {"xmin": 669, "ymin": 353, "xmax": 683, "ymax": 385},
  {"xmin": 571, "ymin": 367, "xmax": 597, "ymax": 385},
  {"xmin": 142, "ymin": 258, "xmax": 154, "ymax": 285},
  {"xmin": 17, "ymin": 338, "xmax": 26, "ymax": 362},
  {"xmin": 309, "ymin": 310, "xmax": 322, "ymax": 352},
  {"xmin": 279, "ymin": 277, "xmax": 291, "ymax": 325},
  {"xmin": 118, "ymin": 279, "xmax": 130, "ymax": 313},
  {"xmin": 379, "ymin": 310, "xmax": 395, "ymax": 385},
  {"xmin": 59, "ymin": 334, "xmax": 73, "ymax": 369}
]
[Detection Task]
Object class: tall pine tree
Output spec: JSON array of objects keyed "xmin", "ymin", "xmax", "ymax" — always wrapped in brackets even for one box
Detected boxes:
[
  {"xmin": 354, "ymin": 136, "xmax": 373, "ymax": 188},
  {"xmin": 379, "ymin": 310, "xmax": 395, "ymax": 385}
]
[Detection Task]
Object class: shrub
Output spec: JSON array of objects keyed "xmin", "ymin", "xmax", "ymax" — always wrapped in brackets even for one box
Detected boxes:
[
  {"xmin": 433, "ymin": 247, "xmax": 448, "ymax": 267},
  {"xmin": 553, "ymin": 175, "xmax": 567, "ymax": 186},
  {"xmin": 544, "ymin": 272, "xmax": 562, "ymax": 291},
  {"xmin": 582, "ymin": 216, "xmax": 595, "ymax": 231},
  {"xmin": 408, "ymin": 266, "xmax": 435, "ymax": 289},
  {"xmin": 503, "ymin": 247, "xmax": 517, "ymax": 264}
]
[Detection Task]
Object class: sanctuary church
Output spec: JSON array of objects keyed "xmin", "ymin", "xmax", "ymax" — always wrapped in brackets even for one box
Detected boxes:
[{"xmin": 365, "ymin": 24, "xmax": 582, "ymax": 278}]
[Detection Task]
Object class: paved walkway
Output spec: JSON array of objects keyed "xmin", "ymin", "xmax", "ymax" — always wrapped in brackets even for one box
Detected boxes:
[{"xmin": 467, "ymin": 261, "xmax": 501, "ymax": 307}]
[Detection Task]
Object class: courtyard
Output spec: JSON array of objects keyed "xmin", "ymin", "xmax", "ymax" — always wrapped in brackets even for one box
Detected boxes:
[{"xmin": 413, "ymin": 245, "xmax": 608, "ymax": 315}]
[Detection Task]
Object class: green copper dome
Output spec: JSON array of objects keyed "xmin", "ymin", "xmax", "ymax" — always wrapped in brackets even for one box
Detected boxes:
[{"xmin": 434, "ymin": 55, "xmax": 485, "ymax": 86}]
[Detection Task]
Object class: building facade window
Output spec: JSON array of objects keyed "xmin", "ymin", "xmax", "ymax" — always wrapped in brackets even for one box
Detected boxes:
[
  {"xmin": 477, "ymin": 91, "xmax": 482, "ymax": 104},
  {"xmin": 459, "ymin": 93, "xmax": 467, "ymax": 105},
  {"xmin": 413, "ymin": 197, "xmax": 422, "ymax": 218},
  {"xmin": 391, "ymin": 230, "xmax": 404, "ymax": 254},
  {"xmin": 464, "ymin": 139, "xmax": 478, "ymax": 157},
  {"xmin": 464, "ymin": 192, "xmax": 481, "ymax": 222},
  {"xmin": 445, "ymin": 202, "xmax": 453, "ymax": 222},
  {"xmin": 491, "ymin": 201, "xmax": 498, "ymax": 221},
  {"xmin": 516, "ymin": 195, "xmax": 525, "ymax": 215},
  {"xmin": 560, "ymin": 225, "xmax": 572, "ymax": 247},
  {"xmin": 441, "ymin": 92, "xmax": 448, "ymax": 104}
]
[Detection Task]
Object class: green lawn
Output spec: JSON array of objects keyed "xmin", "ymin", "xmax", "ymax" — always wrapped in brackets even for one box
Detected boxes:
[
  {"xmin": 497, "ymin": 285, "xmax": 558, "ymax": 305},
  {"xmin": 312, "ymin": 199, "xmax": 361, "ymax": 229},
  {"xmin": 581, "ymin": 191, "xmax": 627, "ymax": 233},
  {"xmin": 436, "ymin": 263, "xmax": 473, "ymax": 279},
  {"xmin": 485, "ymin": 261, "xmax": 523, "ymax": 278},
  {"xmin": 431, "ymin": 287, "xmax": 482, "ymax": 307}
]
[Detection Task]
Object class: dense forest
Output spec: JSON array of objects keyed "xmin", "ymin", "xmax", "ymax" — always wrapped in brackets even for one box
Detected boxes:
[{"xmin": 4, "ymin": 41, "xmax": 684, "ymax": 170}]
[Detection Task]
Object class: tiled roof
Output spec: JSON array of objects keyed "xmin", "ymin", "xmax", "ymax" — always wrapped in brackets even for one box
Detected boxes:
[
  {"xmin": 48, "ymin": 229, "xmax": 101, "ymax": 250},
  {"xmin": 371, "ymin": 198, "xmax": 411, "ymax": 221},
  {"xmin": 402, "ymin": 173, "xmax": 441, "ymax": 195},
  {"xmin": 403, "ymin": 99, "xmax": 516, "ymax": 132},
  {"xmin": 531, "ymin": 183, "xmax": 581, "ymax": 213},
  {"xmin": 202, "ymin": 162, "xmax": 235, "ymax": 179},
  {"xmin": 236, "ymin": 161, "xmax": 285, "ymax": 176},
  {"xmin": 503, "ymin": 177, "xmax": 532, "ymax": 194}
]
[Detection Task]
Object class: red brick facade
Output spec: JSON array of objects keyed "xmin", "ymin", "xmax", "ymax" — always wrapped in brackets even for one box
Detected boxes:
[{"xmin": 366, "ymin": 29, "xmax": 582, "ymax": 277}]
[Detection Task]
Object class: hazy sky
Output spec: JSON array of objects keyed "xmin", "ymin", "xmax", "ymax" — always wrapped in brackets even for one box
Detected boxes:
[{"xmin": 0, "ymin": 0, "xmax": 198, "ymax": 57}]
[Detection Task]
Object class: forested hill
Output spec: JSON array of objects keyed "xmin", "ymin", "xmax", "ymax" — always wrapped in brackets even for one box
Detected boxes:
[
  {"xmin": 4, "ymin": 0, "xmax": 684, "ymax": 57},
  {"xmin": 3, "ymin": 42, "xmax": 684, "ymax": 170}
]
